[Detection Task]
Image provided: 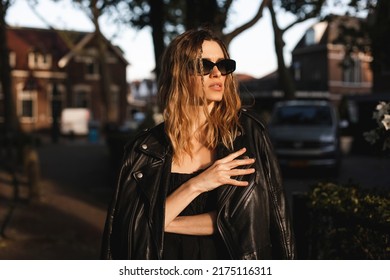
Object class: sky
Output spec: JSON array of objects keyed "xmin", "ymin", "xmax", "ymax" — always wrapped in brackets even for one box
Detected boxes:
[{"xmin": 5, "ymin": 0, "xmax": 317, "ymax": 82}]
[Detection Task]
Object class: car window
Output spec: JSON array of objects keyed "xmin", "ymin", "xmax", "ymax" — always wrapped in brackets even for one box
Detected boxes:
[{"xmin": 272, "ymin": 105, "xmax": 332, "ymax": 126}]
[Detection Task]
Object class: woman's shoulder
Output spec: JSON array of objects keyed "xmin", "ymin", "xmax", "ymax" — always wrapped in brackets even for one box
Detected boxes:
[
  {"xmin": 239, "ymin": 107, "xmax": 266, "ymax": 131},
  {"xmin": 123, "ymin": 122, "xmax": 168, "ymax": 153}
]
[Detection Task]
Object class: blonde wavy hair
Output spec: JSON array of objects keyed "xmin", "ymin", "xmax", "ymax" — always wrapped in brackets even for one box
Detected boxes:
[{"xmin": 158, "ymin": 29, "xmax": 241, "ymax": 163}]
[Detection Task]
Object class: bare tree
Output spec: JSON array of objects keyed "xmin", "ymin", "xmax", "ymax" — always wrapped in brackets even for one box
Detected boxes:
[
  {"xmin": 267, "ymin": 0, "xmax": 326, "ymax": 99},
  {"xmin": 356, "ymin": 0, "xmax": 389, "ymax": 93},
  {"xmin": 115, "ymin": 0, "xmax": 270, "ymax": 79},
  {"xmin": 65, "ymin": 0, "xmax": 119, "ymax": 124},
  {"xmin": 27, "ymin": 0, "xmax": 119, "ymax": 124},
  {"xmin": 83, "ymin": 0, "xmax": 112, "ymax": 123},
  {"xmin": 0, "ymin": 0, "xmax": 19, "ymax": 136},
  {"xmin": 222, "ymin": 0, "xmax": 271, "ymax": 47}
]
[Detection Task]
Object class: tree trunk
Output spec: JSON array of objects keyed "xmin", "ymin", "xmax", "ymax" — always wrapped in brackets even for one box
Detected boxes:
[
  {"xmin": 185, "ymin": 0, "xmax": 218, "ymax": 31},
  {"xmin": 0, "ymin": 0, "xmax": 19, "ymax": 136},
  {"xmin": 91, "ymin": 0, "xmax": 111, "ymax": 124},
  {"xmin": 369, "ymin": 0, "xmax": 390, "ymax": 93},
  {"xmin": 268, "ymin": 1, "xmax": 295, "ymax": 100},
  {"xmin": 150, "ymin": 0, "xmax": 165, "ymax": 80}
]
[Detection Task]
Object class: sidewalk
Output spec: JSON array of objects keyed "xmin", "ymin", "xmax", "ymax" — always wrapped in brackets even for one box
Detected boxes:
[{"xmin": 0, "ymin": 137, "xmax": 117, "ymax": 259}]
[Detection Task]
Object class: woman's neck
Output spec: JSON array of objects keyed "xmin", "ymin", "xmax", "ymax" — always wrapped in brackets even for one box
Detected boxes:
[{"xmin": 190, "ymin": 102, "xmax": 214, "ymax": 133}]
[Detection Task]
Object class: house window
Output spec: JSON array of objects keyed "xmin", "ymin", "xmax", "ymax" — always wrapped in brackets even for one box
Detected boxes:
[
  {"xmin": 293, "ymin": 61, "xmax": 301, "ymax": 81},
  {"xmin": 28, "ymin": 51, "xmax": 52, "ymax": 69},
  {"xmin": 22, "ymin": 99, "xmax": 33, "ymax": 117},
  {"xmin": 18, "ymin": 90, "xmax": 37, "ymax": 122},
  {"xmin": 305, "ymin": 28, "xmax": 315, "ymax": 46},
  {"xmin": 343, "ymin": 56, "xmax": 361, "ymax": 83},
  {"xmin": 74, "ymin": 90, "xmax": 89, "ymax": 108},
  {"xmin": 85, "ymin": 59, "xmax": 100, "ymax": 79}
]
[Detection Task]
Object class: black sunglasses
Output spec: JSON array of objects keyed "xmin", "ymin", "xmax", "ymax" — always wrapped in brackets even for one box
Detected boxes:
[{"xmin": 199, "ymin": 59, "xmax": 236, "ymax": 76}]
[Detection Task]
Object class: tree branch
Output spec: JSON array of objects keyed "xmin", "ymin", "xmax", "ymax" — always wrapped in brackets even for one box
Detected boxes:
[
  {"xmin": 26, "ymin": 0, "xmax": 75, "ymax": 49},
  {"xmin": 223, "ymin": 0, "xmax": 270, "ymax": 46}
]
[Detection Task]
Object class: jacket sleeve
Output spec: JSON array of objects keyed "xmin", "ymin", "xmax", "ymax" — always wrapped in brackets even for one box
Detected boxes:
[
  {"xmin": 261, "ymin": 125, "xmax": 296, "ymax": 259},
  {"xmin": 100, "ymin": 128, "xmax": 165, "ymax": 260},
  {"xmin": 100, "ymin": 129, "xmax": 155, "ymax": 260},
  {"xmin": 100, "ymin": 139, "xmax": 136, "ymax": 259},
  {"xmin": 241, "ymin": 109, "xmax": 296, "ymax": 259}
]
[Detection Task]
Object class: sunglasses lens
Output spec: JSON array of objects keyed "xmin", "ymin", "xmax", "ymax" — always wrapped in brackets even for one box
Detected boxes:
[
  {"xmin": 201, "ymin": 59, "xmax": 214, "ymax": 75},
  {"xmin": 200, "ymin": 59, "xmax": 236, "ymax": 75},
  {"xmin": 218, "ymin": 59, "xmax": 236, "ymax": 75}
]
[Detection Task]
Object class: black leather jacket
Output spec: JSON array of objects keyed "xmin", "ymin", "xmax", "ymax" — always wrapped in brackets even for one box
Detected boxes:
[{"xmin": 101, "ymin": 109, "xmax": 296, "ymax": 259}]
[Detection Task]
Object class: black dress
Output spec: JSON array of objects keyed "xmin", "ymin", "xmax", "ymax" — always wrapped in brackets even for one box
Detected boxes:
[{"xmin": 162, "ymin": 171, "xmax": 230, "ymax": 260}]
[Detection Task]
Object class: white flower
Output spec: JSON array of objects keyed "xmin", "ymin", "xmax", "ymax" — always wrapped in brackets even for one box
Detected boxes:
[
  {"xmin": 377, "ymin": 101, "xmax": 389, "ymax": 114},
  {"xmin": 376, "ymin": 101, "xmax": 387, "ymax": 111},
  {"xmin": 364, "ymin": 101, "xmax": 390, "ymax": 151},
  {"xmin": 382, "ymin": 114, "xmax": 390, "ymax": 130}
]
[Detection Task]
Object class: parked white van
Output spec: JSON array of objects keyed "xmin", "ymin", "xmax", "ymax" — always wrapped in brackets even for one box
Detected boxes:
[
  {"xmin": 267, "ymin": 100, "xmax": 342, "ymax": 174},
  {"xmin": 60, "ymin": 108, "xmax": 90, "ymax": 136}
]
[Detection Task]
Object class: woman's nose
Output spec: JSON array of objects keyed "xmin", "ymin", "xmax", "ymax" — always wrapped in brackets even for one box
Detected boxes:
[{"xmin": 210, "ymin": 65, "xmax": 221, "ymax": 77}]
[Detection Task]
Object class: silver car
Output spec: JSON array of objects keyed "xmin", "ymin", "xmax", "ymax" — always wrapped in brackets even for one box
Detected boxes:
[{"xmin": 267, "ymin": 100, "xmax": 341, "ymax": 174}]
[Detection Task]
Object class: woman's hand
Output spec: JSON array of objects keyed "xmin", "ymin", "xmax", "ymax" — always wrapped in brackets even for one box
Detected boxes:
[
  {"xmin": 164, "ymin": 148, "xmax": 255, "ymax": 231},
  {"xmin": 190, "ymin": 147, "xmax": 255, "ymax": 194}
]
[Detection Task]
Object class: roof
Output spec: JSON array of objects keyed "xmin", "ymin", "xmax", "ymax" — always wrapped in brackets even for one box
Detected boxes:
[
  {"xmin": 292, "ymin": 15, "xmax": 369, "ymax": 52},
  {"xmin": 7, "ymin": 26, "xmax": 128, "ymax": 68},
  {"xmin": 59, "ymin": 32, "xmax": 129, "ymax": 68},
  {"xmin": 8, "ymin": 26, "xmax": 78, "ymax": 61}
]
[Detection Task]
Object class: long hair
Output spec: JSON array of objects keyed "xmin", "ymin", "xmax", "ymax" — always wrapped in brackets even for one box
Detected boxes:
[{"xmin": 158, "ymin": 28, "xmax": 241, "ymax": 163}]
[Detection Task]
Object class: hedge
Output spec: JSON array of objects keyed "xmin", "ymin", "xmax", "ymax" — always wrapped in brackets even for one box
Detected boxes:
[{"xmin": 294, "ymin": 182, "xmax": 390, "ymax": 259}]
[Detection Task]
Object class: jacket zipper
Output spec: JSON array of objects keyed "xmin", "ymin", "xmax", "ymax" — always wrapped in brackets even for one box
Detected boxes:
[{"xmin": 230, "ymin": 178, "xmax": 255, "ymax": 217}]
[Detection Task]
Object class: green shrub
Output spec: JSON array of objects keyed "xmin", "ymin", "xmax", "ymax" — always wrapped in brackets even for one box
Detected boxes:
[{"xmin": 306, "ymin": 182, "xmax": 390, "ymax": 259}]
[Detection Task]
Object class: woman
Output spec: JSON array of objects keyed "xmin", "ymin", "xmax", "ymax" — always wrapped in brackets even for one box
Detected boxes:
[{"xmin": 101, "ymin": 28, "xmax": 295, "ymax": 260}]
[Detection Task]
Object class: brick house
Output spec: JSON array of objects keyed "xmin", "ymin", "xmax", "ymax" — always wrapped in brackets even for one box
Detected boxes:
[
  {"xmin": 1, "ymin": 26, "xmax": 129, "ymax": 133},
  {"xmin": 291, "ymin": 15, "xmax": 372, "ymax": 101},
  {"xmin": 239, "ymin": 15, "xmax": 373, "ymax": 111}
]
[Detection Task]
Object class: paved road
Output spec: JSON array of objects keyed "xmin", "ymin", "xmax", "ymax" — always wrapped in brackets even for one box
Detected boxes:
[
  {"xmin": 37, "ymin": 138, "xmax": 116, "ymax": 208},
  {"xmin": 0, "ymin": 138, "xmax": 116, "ymax": 259}
]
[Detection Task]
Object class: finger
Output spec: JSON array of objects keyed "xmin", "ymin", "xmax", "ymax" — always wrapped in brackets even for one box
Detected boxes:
[
  {"xmin": 227, "ymin": 158, "xmax": 255, "ymax": 169},
  {"xmin": 228, "ymin": 168, "xmax": 255, "ymax": 177},
  {"xmin": 219, "ymin": 148, "xmax": 247, "ymax": 163},
  {"xmin": 226, "ymin": 178, "xmax": 251, "ymax": 187}
]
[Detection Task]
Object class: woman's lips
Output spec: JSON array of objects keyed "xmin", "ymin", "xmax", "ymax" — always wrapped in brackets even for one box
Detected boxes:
[{"xmin": 209, "ymin": 83, "xmax": 223, "ymax": 90}]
